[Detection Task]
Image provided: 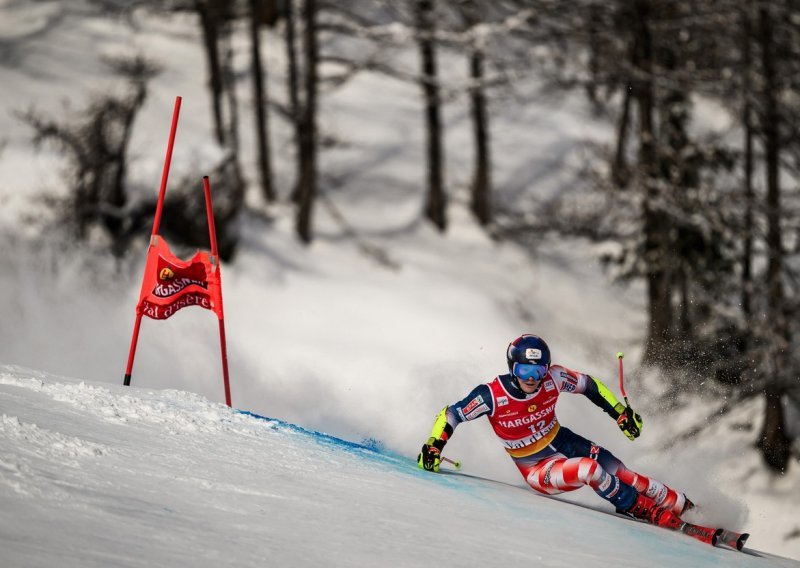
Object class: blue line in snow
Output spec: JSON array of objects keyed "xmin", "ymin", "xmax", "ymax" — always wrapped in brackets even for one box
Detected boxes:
[
  {"xmin": 234, "ymin": 409, "xmax": 474, "ymax": 492},
  {"xmin": 235, "ymin": 409, "xmax": 409, "ymax": 466}
]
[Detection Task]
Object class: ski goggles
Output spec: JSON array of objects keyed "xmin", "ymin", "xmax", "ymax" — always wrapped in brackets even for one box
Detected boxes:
[{"xmin": 513, "ymin": 363, "xmax": 549, "ymax": 381}]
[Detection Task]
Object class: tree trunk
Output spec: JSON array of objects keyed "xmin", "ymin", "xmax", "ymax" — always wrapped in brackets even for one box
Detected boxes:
[
  {"xmin": 106, "ymin": 85, "xmax": 147, "ymax": 244},
  {"xmin": 758, "ymin": 386, "xmax": 791, "ymax": 472},
  {"xmin": 295, "ymin": 0, "xmax": 318, "ymax": 244},
  {"xmin": 467, "ymin": 12, "xmax": 491, "ymax": 226},
  {"xmin": 584, "ymin": 4, "xmax": 601, "ymax": 108},
  {"xmin": 195, "ymin": 0, "xmax": 226, "ymax": 146},
  {"xmin": 613, "ymin": 85, "xmax": 632, "ymax": 188},
  {"xmin": 633, "ymin": 0, "xmax": 671, "ymax": 364},
  {"xmin": 284, "ymin": 0, "xmax": 302, "ymax": 203},
  {"xmin": 221, "ymin": 21, "xmax": 239, "ymax": 155},
  {"xmin": 678, "ymin": 261, "xmax": 690, "ymax": 336},
  {"xmin": 284, "ymin": 0, "xmax": 301, "ymax": 123},
  {"xmin": 741, "ymin": 6, "xmax": 754, "ymax": 323},
  {"xmin": 760, "ymin": 3, "xmax": 784, "ymax": 340},
  {"xmin": 250, "ymin": 0, "xmax": 275, "ymax": 202},
  {"xmin": 415, "ymin": 0, "xmax": 446, "ymax": 231},
  {"xmin": 757, "ymin": 3, "xmax": 791, "ymax": 473}
]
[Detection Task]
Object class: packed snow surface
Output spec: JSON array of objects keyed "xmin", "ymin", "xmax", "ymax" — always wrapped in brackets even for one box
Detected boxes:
[{"xmin": 1, "ymin": 366, "xmax": 798, "ymax": 568}]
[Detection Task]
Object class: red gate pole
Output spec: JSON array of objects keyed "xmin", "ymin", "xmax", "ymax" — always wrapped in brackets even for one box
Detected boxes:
[
  {"xmin": 123, "ymin": 314, "xmax": 143, "ymax": 386},
  {"xmin": 151, "ymin": 96, "xmax": 182, "ymax": 236},
  {"xmin": 202, "ymin": 176, "xmax": 231, "ymax": 407},
  {"xmin": 123, "ymin": 96, "xmax": 182, "ymax": 387},
  {"xmin": 203, "ymin": 176, "xmax": 218, "ymax": 256},
  {"xmin": 218, "ymin": 318, "xmax": 232, "ymax": 407}
]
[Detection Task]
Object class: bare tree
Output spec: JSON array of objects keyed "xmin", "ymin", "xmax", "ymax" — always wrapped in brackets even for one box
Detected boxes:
[
  {"xmin": 284, "ymin": 0, "xmax": 303, "ymax": 202},
  {"xmin": 415, "ymin": 0, "xmax": 447, "ymax": 231},
  {"xmin": 18, "ymin": 56, "xmax": 159, "ymax": 256},
  {"xmin": 460, "ymin": 0, "xmax": 492, "ymax": 226},
  {"xmin": 194, "ymin": 0, "xmax": 228, "ymax": 145},
  {"xmin": 740, "ymin": 6, "xmax": 755, "ymax": 325},
  {"xmin": 295, "ymin": 0, "xmax": 319, "ymax": 243},
  {"xmin": 756, "ymin": 2, "xmax": 793, "ymax": 472},
  {"xmin": 250, "ymin": 0, "xmax": 275, "ymax": 203}
]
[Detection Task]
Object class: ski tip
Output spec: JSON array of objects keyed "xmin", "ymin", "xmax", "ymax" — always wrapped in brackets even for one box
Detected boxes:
[
  {"xmin": 718, "ymin": 529, "xmax": 750, "ymax": 551},
  {"xmin": 737, "ymin": 533, "xmax": 750, "ymax": 551}
]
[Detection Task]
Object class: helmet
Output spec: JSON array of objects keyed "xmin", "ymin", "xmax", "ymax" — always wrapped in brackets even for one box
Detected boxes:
[{"xmin": 506, "ymin": 334, "xmax": 551, "ymax": 381}]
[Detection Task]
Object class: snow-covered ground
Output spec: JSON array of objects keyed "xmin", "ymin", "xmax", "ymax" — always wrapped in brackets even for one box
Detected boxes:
[
  {"xmin": 1, "ymin": 1, "xmax": 798, "ymax": 564},
  {"xmin": 1, "ymin": 366, "xmax": 798, "ymax": 568}
]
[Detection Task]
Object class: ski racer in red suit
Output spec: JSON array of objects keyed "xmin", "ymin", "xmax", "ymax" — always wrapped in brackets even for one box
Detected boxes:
[{"xmin": 418, "ymin": 334, "xmax": 693, "ymax": 529}]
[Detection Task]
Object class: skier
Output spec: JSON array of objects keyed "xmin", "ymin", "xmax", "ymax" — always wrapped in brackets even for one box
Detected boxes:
[{"xmin": 417, "ymin": 334, "xmax": 693, "ymax": 529}]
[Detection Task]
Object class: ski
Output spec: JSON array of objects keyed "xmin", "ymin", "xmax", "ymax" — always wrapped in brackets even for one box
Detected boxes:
[
  {"xmin": 618, "ymin": 509, "xmax": 748, "ymax": 551},
  {"xmin": 716, "ymin": 528, "xmax": 750, "ymax": 551},
  {"xmin": 680, "ymin": 522, "xmax": 721, "ymax": 546},
  {"xmin": 679, "ymin": 523, "xmax": 750, "ymax": 551}
]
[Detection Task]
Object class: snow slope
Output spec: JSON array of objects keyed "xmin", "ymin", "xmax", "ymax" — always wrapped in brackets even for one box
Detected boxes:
[{"xmin": 1, "ymin": 366, "xmax": 797, "ymax": 568}]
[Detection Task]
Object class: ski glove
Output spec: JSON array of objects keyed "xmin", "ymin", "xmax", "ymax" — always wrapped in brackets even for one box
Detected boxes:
[
  {"xmin": 614, "ymin": 403, "xmax": 643, "ymax": 441},
  {"xmin": 418, "ymin": 437, "xmax": 446, "ymax": 472}
]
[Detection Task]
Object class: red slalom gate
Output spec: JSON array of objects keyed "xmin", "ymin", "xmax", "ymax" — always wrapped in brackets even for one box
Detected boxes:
[{"xmin": 123, "ymin": 96, "xmax": 232, "ymax": 407}]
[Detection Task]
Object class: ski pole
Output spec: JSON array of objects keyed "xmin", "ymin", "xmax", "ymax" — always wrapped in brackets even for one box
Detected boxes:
[
  {"xmin": 441, "ymin": 456, "xmax": 462, "ymax": 470},
  {"xmin": 616, "ymin": 351, "xmax": 643, "ymax": 440},
  {"xmin": 616, "ymin": 351, "xmax": 631, "ymax": 408}
]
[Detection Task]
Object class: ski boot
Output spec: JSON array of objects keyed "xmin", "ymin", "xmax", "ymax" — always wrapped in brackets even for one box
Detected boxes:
[{"xmin": 625, "ymin": 493, "xmax": 684, "ymax": 530}]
